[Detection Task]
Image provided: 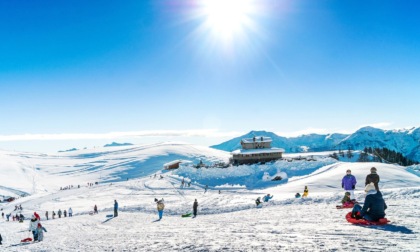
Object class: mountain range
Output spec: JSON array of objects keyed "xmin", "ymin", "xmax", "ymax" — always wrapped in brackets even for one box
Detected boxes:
[{"xmin": 211, "ymin": 126, "xmax": 420, "ymax": 161}]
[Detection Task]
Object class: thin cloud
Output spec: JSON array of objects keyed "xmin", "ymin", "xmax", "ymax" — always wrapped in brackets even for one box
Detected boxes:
[{"xmin": 0, "ymin": 129, "xmax": 243, "ymax": 142}]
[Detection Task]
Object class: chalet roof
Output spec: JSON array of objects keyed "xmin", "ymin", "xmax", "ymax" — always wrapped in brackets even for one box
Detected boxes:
[
  {"xmin": 231, "ymin": 147, "xmax": 285, "ymax": 155},
  {"xmin": 242, "ymin": 136, "xmax": 272, "ymax": 143}
]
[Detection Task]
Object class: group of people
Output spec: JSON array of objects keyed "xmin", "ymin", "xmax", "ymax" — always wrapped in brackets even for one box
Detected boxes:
[
  {"xmin": 45, "ymin": 207, "xmax": 73, "ymax": 220},
  {"xmin": 180, "ymin": 178, "xmax": 191, "ymax": 188},
  {"xmin": 340, "ymin": 167, "xmax": 386, "ymax": 222},
  {"xmin": 295, "ymin": 186, "xmax": 309, "ymax": 198},
  {"xmin": 255, "ymin": 194, "xmax": 274, "ymax": 207},
  {"xmin": 60, "ymin": 185, "xmax": 80, "ymax": 190}
]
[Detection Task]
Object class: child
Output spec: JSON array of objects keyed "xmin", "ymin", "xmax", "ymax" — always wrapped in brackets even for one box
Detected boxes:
[
  {"xmin": 341, "ymin": 192, "xmax": 353, "ymax": 207},
  {"xmin": 255, "ymin": 197, "xmax": 262, "ymax": 207},
  {"xmin": 295, "ymin": 193, "xmax": 301, "ymax": 198},
  {"xmin": 302, "ymin": 186, "xmax": 309, "ymax": 197},
  {"xmin": 36, "ymin": 223, "xmax": 47, "ymax": 242}
]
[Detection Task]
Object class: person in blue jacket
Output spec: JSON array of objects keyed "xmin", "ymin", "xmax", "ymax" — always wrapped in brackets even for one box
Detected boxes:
[
  {"xmin": 351, "ymin": 182, "xmax": 387, "ymax": 221},
  {"xmin": 263, "ymin": 194, "xmax": 273, "ymax": 202},
  {"xmin": 114, "ymin": 200, "xmax": 118, "ymax": 217},
  {"xmin": 342, "ymin": 169, "xmax": 357, "ymax": 200}
]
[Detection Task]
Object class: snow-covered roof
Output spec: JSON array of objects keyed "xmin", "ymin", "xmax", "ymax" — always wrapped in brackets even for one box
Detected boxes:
[
  {"xmin": 231, "ymin": 147, "xmax": 285, "ymax": 155},
  {"xmin": 242, "ymin": 136, "xmax": 272, "ymax": 143},
  {"xmin": 163, "ymin": 160, "xmax": 184, "ymax": 166}
]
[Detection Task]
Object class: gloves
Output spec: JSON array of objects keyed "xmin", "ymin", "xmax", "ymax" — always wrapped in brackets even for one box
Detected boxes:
[{"xmin": 352, "ymin": 185, "xmax": 355, "ymax": 189}]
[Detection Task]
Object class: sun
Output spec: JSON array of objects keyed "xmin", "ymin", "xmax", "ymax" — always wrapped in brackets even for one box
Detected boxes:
[{"xmin": 201, "ymin": 0, "xmax": 255, "ymax": 42}]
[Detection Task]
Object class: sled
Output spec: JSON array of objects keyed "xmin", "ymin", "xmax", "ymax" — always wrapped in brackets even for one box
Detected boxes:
[
  {"xmin": 106, "ymin": 214, "xmax": 114, "ymax": 218},
  {"xmin": 345, "ymin": 212, "xmax": 389, "ymax": 225},
  {"xmin": 182, "ymin": 213, "xmax": 192, "ymax": 218},
  {"xmin": 336, "ymin": 202, "xmax": 357, "ymax": 209},
  {"xmin": 21, "ymin": 237, "xmax": 33, "ymax": 243}
]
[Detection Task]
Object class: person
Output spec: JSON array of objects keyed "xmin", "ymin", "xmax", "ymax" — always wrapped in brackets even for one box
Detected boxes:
[
  {"xmin": 0, "ymin": 233, "xmax": 2, "ymax": 245},
  {"xmin": 218, "ymin": 190, "xmax": 221, "ymax": 194},
  {"xmin": 156, "ymin": 198, "xmax": 165, "ymax": 220},
  {"xmin": 58, "ymin": 209, "xmax": 62, "ymax": 218},
  {"xmin": 204, "ymin": 185, "xmax": 208, "ymax": 193},
  {"xmin": 295, "ymin": 193, "xmax": 301, "ymax": 198},
  {"xmin": 94, "ymin": 205, "xmax": 98, "ymax": 214},
  {"xmin": 114, "ymin": 200, "xmax": 118, "ymax": 217},
  {"xmin": 302, "ymin": 186, "xmax": 309, "ymax": 197},
  {"xmin": 34, "ymin": 212, "xmax": 40, "ymax": 220},
  {"xmin": 68, "ymin": 207, "xmax": 73, "ymax": 217},
  {"xmin": 36, "ymin": 223, "xmax": 47, "ymax": 242},
  {"xmin": 188, "ymin": 182, "xmax": 191, "ymax": 187},
  {"xmin": 351, "ymin": 182, "xmax": 387, "ymax": 221},
  {"xmin": 365, "ymin": 167, "xmax": 380, "ymax": 191},
  {"xmin": 263, "ymin": 194, "xmax": 273, "ymax": 202},
  {"xmin": 6, "ymin": 213, "xmax": 10, "ymax": 221},
  {"xmin": 1, "ymin": 212, "xmax": 3, "ymax": 218},
  {"xmin": 341, "ymin": 192, "xmax": 354, "ymax": 207},
  {"xmin": 45, "ymin": 211, "xmax": 49, "ymax": 220},
  {"xmin": 255, "ymin": 197, "xmax": 262, "ymax": 207},
  {"xmin": 64, "ymin": 210, "xmax": 67, "ymax": 217},
  {"xmin": 193, "ymin": 199, "xmax": 198, "ymax": 217},
  {"xmin": 342, "ymin": 169, "xmax": 357, "ymax": 200},
  {"xmin": 28, "ymin": 215, "xmax": 39, "ymax": 242}
]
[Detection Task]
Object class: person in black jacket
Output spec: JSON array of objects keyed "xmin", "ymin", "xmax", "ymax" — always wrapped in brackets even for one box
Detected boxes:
[
  {"xmin": 0, "ymin": 233, "xmax": 3, "ymax": 245},
  {"xmin": 352, "ymin": 182, "xmax": 387, "ymax": 221},
  {"xmin": 365, "ymin": 167, "xmax": 380, "ymax": 191},
  {"xmin": 193, "ymin": 199, "xmax": 198, "ymax": 217}
]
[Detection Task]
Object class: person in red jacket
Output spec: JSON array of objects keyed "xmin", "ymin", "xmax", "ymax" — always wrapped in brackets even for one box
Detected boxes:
[{"xmin": 34, "ymin": 212, "xmax": 41, "ymax": 221}]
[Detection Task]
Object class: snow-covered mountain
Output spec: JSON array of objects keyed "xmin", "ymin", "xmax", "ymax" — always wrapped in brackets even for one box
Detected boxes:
[{"xmin": 211, "ymin": 127, "xmax": 420, "ymax": 161}]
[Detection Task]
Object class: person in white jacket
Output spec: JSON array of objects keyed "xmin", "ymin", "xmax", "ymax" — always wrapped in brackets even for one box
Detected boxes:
[
  {"xmin": 68, "ymin": 207, "xmax": 73, "ymax": 217},
  {"xmin": 28, "ymin": 215, "xmax": 39, "ymax": 241}
]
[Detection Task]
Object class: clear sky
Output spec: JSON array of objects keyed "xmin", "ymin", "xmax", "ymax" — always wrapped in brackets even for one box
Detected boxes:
[{"xmin": 1, "ymin": 0, "xmax": 420, "ymax": 152}]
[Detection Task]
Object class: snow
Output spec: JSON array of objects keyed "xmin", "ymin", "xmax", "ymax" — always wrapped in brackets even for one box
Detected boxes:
[{"xmin": 1, "ymin": 143, "xmax": 420, "ymax": 251}]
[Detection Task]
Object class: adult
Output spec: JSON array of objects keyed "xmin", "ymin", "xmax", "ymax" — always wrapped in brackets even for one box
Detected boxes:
[
  {"xmin": 52, "ymin": 211, "xmax": 56, "ymax": 219},
  {"xmin": 365, "ymin": 167, "xmax": 380, "ymax": 191},
  {"xmin": 263, "ymin": 194, "xmax": 273, "ymax": 202},
  {"xmin": 94, "ymin": 205, "xmax": 98, "ymax": 214},
  {"xmin": 114, "ymin": 200, "xmax": 118, "ymax": 217},
  {"xmin": 45, "ymin": 211, "xmax": 49, "ymax": 220},
  {"xmin": 156, "ymin": 198, "xmax": 165, "ymax": 220},
  {"xmin": 352, "ymin": 182, "xmax": 387, "ymax": 221},
  {"xmin": 193, "ymin": 199, "xmax": 198, "ymax": 217},
  {"xmin": 342, "ymin": 169, "xmax": 357, "ymax": 200},
  {"xmin": 58, "ymin": 209, "xmax": 62, "ymax": 218},
  {"xmin": 68, "ymin": 207, "xmax": 73, "ymax": 217},
  {"xmin": 64, "ymin": 210, "xmax": 67, "ymax": 217},
  {"xmin": 302, "ymin": 186, "xmax": 309, "ymax": 197},
  {"xmin": 0, "ymin": 233, "xmax": 2, "ymax": 245},
  {"xmin": 28, "ymin": 215, "xmax": 40, "ymax": 241}
]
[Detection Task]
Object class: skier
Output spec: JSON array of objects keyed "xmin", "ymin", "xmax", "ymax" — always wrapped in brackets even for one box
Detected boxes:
[
  {"xmin": 114, "ymin": 200, "xmax": 118, "ymax": 217},
  {"xmin": 94, "ymin": 205, "xmax": 98, "ymax": 214},
  {"xmin": 263, "ymin": 194, "xmax": 273, "ymax": 202},
  {"xmin": 36, "ymin": 223, "xmax": 47, "ymax": 242},
  {"xmin": 302, "ymin": 186, "xmax": 309, "ymax": 197},
  {"xmin": 45, "ymin": 211, "xmax": 49, "ymax": 220},
  {"xmin": 193, "ymin": 199, "xmax": 198, "ymax": 218},
  {"xmin": 58, "ymin": 209, "xmax": 62, "ymax": 218},
  {"xmin": 68, "ymin": 207, "xmax": 73, "ymax": 217},
  {"xmin": 28, "ymin": 215, "xmax": 39, "ymax": 242},
  {"xmin": 365, "ymin": 167, "xmax": 380, "ymax": 191},
  {"xmin": 255, "ymin": 197, "xmax": 262, "ymax": 207},
  {"xmin": 351, "ymin": 182, "xmax": 387, "ymax": 221},
  {"xmin": 64, "ymin": 209, "xmax": 67, "ymax": 217},
  {"xmin": 342, "ymin": 169, "xmax": 357, "ymax": 200},
  {"xmin": 155, "ymin": 198, "xmax": 165, "ymax": 220}
]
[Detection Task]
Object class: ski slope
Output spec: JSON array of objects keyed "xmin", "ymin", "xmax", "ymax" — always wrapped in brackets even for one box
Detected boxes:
[{"xmin": 1, "ymin": 143, "xmax": 420, "ymax": 251}]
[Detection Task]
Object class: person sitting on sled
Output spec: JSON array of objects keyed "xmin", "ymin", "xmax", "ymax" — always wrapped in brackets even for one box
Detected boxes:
[
  {"xmin": 341, "ymin": 192, "xmax": 354, "ymax": 207},
  {"xmin": 295, "ymin": 193, "xmax": 301, "ymax": 198},
  {"xmin": 351, "ymin": 182, "xmax": 387, "ymax": 221},
  {"xmin": 302, "ymin": 186, "xmax": 309, "ymax": 197}
]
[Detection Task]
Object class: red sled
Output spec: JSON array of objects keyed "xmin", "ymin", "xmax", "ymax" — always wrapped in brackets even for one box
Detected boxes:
[
  {"xmin": 345, "ymin": 212, "xmax": 389, "ymax": 225},
  {"xmin": 21, "ymin": 238, "xmax": 33, "ymax": 243},
  {"xmin": 336, "ymin": 202, "xmax": 356, "ymax": 209}
]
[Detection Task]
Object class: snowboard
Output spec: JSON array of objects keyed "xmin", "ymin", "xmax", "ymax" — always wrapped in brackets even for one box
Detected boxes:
[
  {"xmin": 182, "ymin": 213, "xmax": 192, "ymax": 218},
  {"xmin": 345, "ymin": 212, "xmax": 389, "ymax": 225}
]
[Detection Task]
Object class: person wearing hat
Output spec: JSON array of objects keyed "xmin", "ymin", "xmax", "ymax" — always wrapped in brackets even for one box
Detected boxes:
[
  {"xmin": 28, "ymin": 215, "xmax": 40, "ymax": 241},
  {"xmin": 351, "ymin": 182, "xmax": 387, "ymax": 221},
  {"xmin": 342, "ymin": 169, "xmax": 357, "ymax": 200},
  {"xmin": 365, "ymin": 167, "xmax": 380, "ymax": 191},
  {"xmin": 255, "ymin": 197, "xmax": 262, "ymax": 207}
]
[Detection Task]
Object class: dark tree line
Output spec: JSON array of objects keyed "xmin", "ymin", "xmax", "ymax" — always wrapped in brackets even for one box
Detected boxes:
[{"xmin": 357, "ymin": 147, "xmax": 419, "ymax": 166}]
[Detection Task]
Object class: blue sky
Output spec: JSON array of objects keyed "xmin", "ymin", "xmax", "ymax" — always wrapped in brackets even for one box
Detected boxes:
[{"xmin": 1, "ymin": 0, "xmax": 420, "ymax": 152}]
